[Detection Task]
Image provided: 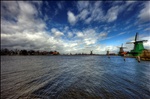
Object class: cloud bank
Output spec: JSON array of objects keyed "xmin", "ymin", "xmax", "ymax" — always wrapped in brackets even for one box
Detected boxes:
[{"xmin": 1, "ymin": 1, "xmax": 150, "ymax": 54}]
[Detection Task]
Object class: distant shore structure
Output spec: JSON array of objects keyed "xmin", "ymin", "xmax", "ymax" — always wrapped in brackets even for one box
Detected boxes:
[
  {"xmin": 117, "ymin": 44, "xmax": 127, "ymax": 56},
  {"xmin": 106, "ymin": 49, "xmax": 116, "ymax": 56},
  {"xmin": 106, "ymin": 50, "xmax": 109, "ymax": 55},
  {"xmin": 90, "ymin": 50, "xmax": 93, "ymax": 55}
]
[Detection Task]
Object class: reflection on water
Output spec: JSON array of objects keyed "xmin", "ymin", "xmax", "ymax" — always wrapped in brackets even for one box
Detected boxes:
[{"xmin": 1, "ymin": 56, "xmax": 150, "ymax": 98}]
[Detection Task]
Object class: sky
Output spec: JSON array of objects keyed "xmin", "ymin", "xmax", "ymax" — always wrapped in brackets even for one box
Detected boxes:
[{"xmin": 1, "ymin": 1, "xmax": 150, "ymax": 54}]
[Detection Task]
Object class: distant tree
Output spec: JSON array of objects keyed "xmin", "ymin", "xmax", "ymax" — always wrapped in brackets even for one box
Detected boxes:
[
  {"xmin": 21, "ymin": 50, "xmax": 28, "ymax": 55},
  {"xmin": 0, "ymin": 49, "xmax": 6, "ymax": 55},
  {"xmin": 49, "ymin": 51, "xmax": 53, "ymax": 55},
  {"xmin": 35, "ymin": 50, "xmax": 40, "ymax": 55},
  {"xmin": 28, "ymin": 50, "xmax": 35, "ymax": 55},
  {"xmin": 2, "ymin": 48, "xmax": 10, "ymax": 55},
  {"xmin": 9, "ymin": 50, "xmax": 15, "ymax": 55}
]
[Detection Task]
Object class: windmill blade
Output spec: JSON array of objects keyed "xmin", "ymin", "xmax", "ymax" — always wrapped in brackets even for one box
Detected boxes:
[
  {"xmin": 141, "ymin": 40, "xmax": 148, "ymax": 42},
  {"xmin": 117, "ymin": 46, "xmax": 121, "ymax": 48},
  {"xmin": 126, "ymin": 42, "xmax": 134, "ymax": 44},
  {"xmin": 136, "ymin": 40, "xmax": 148, "ymax": 42},
  {"xmin": 121, "ymin": 44, "xmax": 122, "ymax": 47},
  {"xmin": 135, "ymin": 32, "xmax": 138, "ymax": 42}
]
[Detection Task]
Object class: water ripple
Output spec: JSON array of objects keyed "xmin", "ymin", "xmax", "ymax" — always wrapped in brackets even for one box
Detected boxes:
[{"xmin": 1, "ymin": 56, "xmax": 150, "ymax": 99}]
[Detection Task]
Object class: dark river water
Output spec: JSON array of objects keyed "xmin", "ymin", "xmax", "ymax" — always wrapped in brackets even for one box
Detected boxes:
[{"xmin": 1, "ymin": 56, "xmax": 150, "ymax": 99}]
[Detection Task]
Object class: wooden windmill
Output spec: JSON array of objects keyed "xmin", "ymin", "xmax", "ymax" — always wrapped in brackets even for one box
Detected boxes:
[
  {"xmin": 90, "ymin": 50, "xmax": 93, "ymax": 55},
  {"xmin": 117, "ymin": 43, "xmax": 127, "ymax": 56},
  {"xmin": 105, "ymin": 48, "xmax": 110, "ymax": 55},
  {"xmin": 126, "ymin": 33, "xmax": 148, "ymax": 56}
]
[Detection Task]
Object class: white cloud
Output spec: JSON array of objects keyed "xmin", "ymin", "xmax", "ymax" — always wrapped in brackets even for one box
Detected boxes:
[
  {"xmin": 144, "ymin": 41, "xmax": 150, "ymax": 49},
  {"xmin": 77, "ymin": 9, "xmax": 89, "ymax": 20},
  {"xmin": 1, "ymin": 1, "xmax": 46, "ymax": 34},
  {"xmin": 77, "ymin": 1, "xmax": 89, "ymax": 11},
  {"xmin": 64, "ymin": 26, "xmax": 69, "ymax": 31},
  {"xmin": 75, "ymin": 29, "xmax": 108, "ymax": 47},
  {"xmin": 1, "ymin": 1, "xmax": 19, "ymax": 21},
  {"xmin": 76, "ymin": 1, "xmax": 138, "ymax": 24},
  {"xmin": 75, "ymin": 1, "xmax": 111, "ymax": 24},
  {"xmin": 67, "ymin": 11, "xmax": 77, "ymax": 25},
  {"xmin": 84, "ymin": 38, "xmax": 96, "ymax": 45},
  {"xmin": 105, "ymin": 46, "xmax": 118, "ymax": 52},
  {"xmin": 125, "ymin": 1, "xmax": 137, "ymax": 11},
  {"xmin": 75, "ymin": 1, "xmax": 105, "ymax": 24},
  {"xmin": 118, "ymin": 32, "xmax": 126, "ymax": 35},
  {"xmin": 139, "ymin": 36, "xmax": 150, "ymax": 49},
  {"xmin": 1, "ymin": 1, "xmax": 58, "ymax": 51},
  {"xmin": 51, "ymin": 28, "xmax": 64, "ymax": 37},
  {"xmin": 85, "ymin": 17, "xmax": 92, "ymax": 24},
  {"xmin": 1, "ymin": 31, "xmax": 52, "ymax": 50},
  {"xmin": 57, "ymin": 2, "xmax": 63, "ymax": 9},
  {"xmin": 68, "ymin": 32, "xmax": 73, "ymax": 38},
  {"xmin": 1, "ymin": 1, "xmax": 76, "ymax": 53},
  {"xmin": 99, "ymin": 32, "xmax": 108, "ymax": 38},
  {"xmin": 106, "ymin": 6, "xmax": 119, "ymax": 22},
  {"xmin": 125, "ymin": 1, "xmax": 136, "ymax": 6},
  {"xmin": 76, "ymin": 32, "xmax": 84, "ymax": 38},
  {"xmin": 144, "ymin": 28, "xmax": 150, "ymax": 31},
  {"xmin": 19, "ymin": 1, "xmax": 37, "ymax": 16},
  {"xmin": 1, "ymin": 1, "xmax": 112, "ymax": 54},
  {"xmin": 44, "ymin": 14, "xmax": 49, "ymax": 21},
  {"xmin": 138, "ymin": 1, "xmax": 150, "ymax": 23}
]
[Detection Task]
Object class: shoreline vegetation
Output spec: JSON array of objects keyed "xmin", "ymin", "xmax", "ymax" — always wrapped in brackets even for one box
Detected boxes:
[
  {"xmin": 0, "ymin": 48, "xmax": 60, "ymax": 56},
  {"xmin": 0, "ymin": 48, "xmax": 116, "ymax": 56}
]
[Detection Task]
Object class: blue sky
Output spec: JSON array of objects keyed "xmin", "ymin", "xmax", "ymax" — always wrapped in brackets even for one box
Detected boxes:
[{"xmin": 1, "ymin": 1, "xmax": 150, "ymax": 54}]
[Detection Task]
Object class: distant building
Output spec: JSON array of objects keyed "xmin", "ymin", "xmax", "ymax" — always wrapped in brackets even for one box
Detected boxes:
[
  {"xmin": 90, "ymin": 51, "xmax": 93, "ymax": 55},
  {"xmin": 106, "ymin": 50, "xmax": 109, "ymax": 55},
  {"xmin": 53, "ymin": 51, "xmax": 58, "ymax": 55},
  {"xmin": 51, "ymin": 51, "xmax": 60, "ymax": 55}
]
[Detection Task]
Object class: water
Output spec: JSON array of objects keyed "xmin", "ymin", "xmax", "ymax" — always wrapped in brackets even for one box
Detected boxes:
[{"xmin": 1, "ymin": 56, "xmax": 150, "ymax": 99}]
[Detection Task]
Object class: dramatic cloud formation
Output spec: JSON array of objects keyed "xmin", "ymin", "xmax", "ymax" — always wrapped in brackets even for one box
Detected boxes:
[
  {"xmin": 1, "ymin": 1, "xmax": 150, "ymax": 54},
  {"xmin": 138, "ymin": 1, "xmax": 150, "ymax": 23},
  {"xmin": 106, "ymin": 6, "xmax": 119, "ymax": 22},
  {"xmin": 75, "ymin": 1, "xmax": 134, "ymax": 24}
]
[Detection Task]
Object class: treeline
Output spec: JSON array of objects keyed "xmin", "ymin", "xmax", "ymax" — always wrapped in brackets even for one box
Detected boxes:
[{"xmin": 0, "ymin": 48, "xmax": 60, "ymax": 55}]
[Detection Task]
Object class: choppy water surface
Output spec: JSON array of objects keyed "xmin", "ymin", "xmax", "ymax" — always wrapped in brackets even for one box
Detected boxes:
[{"xmin": 1, "ymin": 56, "xmax": 150, "ymax": 99}]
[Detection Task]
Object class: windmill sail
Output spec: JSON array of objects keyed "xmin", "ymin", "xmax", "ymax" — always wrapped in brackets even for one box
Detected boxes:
[
  {"xmin": 135, "ymin": 32, "xmax": 138, "ymax": 42},
  {"xmin": 126, "ymin": 42, "xmax": 134, "ymax": 44},
  {"xmin": 141, "ymin": 40, "xmax": 148, "ymax": 42},
  {"xmin": 136, "ymin": 40, "xmax": 148, "ymax": 43}
]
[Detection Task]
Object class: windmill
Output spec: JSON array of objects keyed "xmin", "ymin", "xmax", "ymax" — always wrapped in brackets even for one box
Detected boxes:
[
  {"xmin": 90, "ymin": 50, "xmax": 93, "ymax": 55},
  {"xmin": 126, "ymin": 32, "xmax": 148, "ymax": 56},
  {"xmin": 105, "ymin": 48, "xmax": 110, "ymax": 55},
  {"xmin": 117, "ymin": 43, "xmax": 127, "ymax": 56}
]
